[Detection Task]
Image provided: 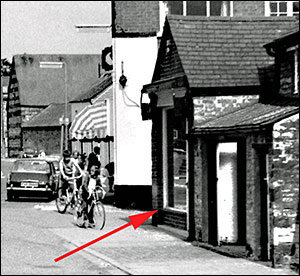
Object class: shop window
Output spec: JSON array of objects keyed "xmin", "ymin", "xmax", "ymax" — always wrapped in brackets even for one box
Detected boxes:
[
  {"xmin": 162, "ymin": 108, "xmax": 187, "ymax": 211},
  {"xmin": 265, "ymin": 1, "xmax": 299, "ymax": 16},
  {"xmin": 167, "ymin": 1, "xmax": 232, "ymax": 16}
]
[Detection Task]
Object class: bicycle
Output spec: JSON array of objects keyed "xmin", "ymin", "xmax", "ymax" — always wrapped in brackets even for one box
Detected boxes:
[
  {"xmin": 74, "ymin": 186, "xmax": 106, "ymax": 230},
  {"xmin": 56, "ymin": 175, "xmax": 82, "ymax": 214}
]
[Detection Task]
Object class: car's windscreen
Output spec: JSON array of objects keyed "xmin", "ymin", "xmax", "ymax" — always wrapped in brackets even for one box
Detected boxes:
[{"xmin": 13, "ymin": 160, "xmax": 50, "ymax": 173}]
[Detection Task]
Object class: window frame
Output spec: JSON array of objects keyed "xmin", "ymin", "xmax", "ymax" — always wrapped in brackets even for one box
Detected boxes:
[
  {"xmin": 168, "ymin": 1, "xmax": 233, "ymax": 17},
  {"xmin": 265, "ymin": 1, "xmax": 299, "ymax": 16}
]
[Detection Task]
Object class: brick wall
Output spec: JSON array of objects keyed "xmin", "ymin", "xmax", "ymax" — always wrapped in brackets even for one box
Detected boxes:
[
  {"xmin": 112, "ymin": 1, "xmax": 159, "ymax": 36},
  {"xmin": 194, "ymin": 137, "xmax": 206, "ymax": 242},
  {"xmin": 271, "ymin": 114, "xmax": 299, "ymax": 267},
  {"xmin": 151, "ymin": 109, "xmax": 164, "ymax": 225},
  {"xmin": 193, "ymin": 95, "xmax": 259, "ymax": 126},
  {"xmin": 22, "ymin": 128, "xmax": 61, "ymax": 155},
  {"xmin": 233, "ymin": 1, "xmax": 265, "ymax": 17},
  {"xmin": 160, "ymin": 209, "xmax": 187, "ymax": 230},
  {"xmin": 245, "ymin": 133, "xmax": 273, "ymax": 260}
]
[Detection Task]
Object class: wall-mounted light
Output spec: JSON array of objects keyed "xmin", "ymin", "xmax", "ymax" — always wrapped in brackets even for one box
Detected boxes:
[{"xmin": 119, "ymin": 61, "xmax": 127, "ymax": 89}]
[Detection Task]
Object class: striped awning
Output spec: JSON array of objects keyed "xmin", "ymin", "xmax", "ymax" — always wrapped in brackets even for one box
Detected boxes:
[{"xmin": 70, "ymin": 102, "xmax": 107, "ymax": 141}]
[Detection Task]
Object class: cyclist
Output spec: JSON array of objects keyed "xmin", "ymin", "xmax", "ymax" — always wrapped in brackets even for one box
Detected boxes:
[
  {"xmin": 59, "ymin": 150, "xmax": 84, "ymax": 199},
  {"xmin": 79, "ymin": 165, "xmax": 107, "ymax": 227}
]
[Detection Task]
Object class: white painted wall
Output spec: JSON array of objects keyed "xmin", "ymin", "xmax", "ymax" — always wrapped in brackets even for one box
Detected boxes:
[{"xmin": 113, "ymin": 37, "xmax": 158, "ymax": 186}]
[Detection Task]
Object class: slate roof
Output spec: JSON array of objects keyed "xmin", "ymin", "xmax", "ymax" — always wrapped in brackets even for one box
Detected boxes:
[
  {"xmin": 264, "ymin": 26, "xmax": 299, "ymax": 49},
  {"xmin": 22, "ymin": 103, "xmax": 71, "ymax": 128},
  {"xmin": 194, "ymin": 102, "xmax": 299, "ymax": 133},
  {"xmin": 70, "ymin": 72, "xmax": 112, "ymax": 103},
  {"xmin": 165, "ymin": 16, "xmax": 298, "ymax": 88},
  {"xmin": 11, "ymin": 54, "xmax": 101, "ymax": 106}
]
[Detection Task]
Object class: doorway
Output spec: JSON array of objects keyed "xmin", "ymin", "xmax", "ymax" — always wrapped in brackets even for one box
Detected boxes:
[{"xmin": 207, "ymin": 141, "xmax": 246, "ymax": 245}]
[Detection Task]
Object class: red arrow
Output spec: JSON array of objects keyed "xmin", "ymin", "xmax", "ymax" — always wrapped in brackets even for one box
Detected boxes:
[{"xmin": 54, "ymin": 210, "xmax": 158, "ymax": 262}]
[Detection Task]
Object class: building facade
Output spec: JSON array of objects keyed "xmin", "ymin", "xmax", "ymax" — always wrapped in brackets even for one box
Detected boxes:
[
  {"xmin": 110, "ymin": 1, "xmax": 299, "ymax": 209},
  {"xmin": 142, "ymin": 12, "xmax": 298, "ymax": 266},
  {"xmin": 6, "ymin": 54, "xmax": 101, "ymax": 157},
  {"xmin": 111, "ymin": 1, "xmax": 160, "ymax": 209}
]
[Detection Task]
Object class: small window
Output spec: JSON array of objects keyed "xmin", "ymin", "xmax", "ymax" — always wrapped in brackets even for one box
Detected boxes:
[
  {"xmin": 265, "ymin": 1, "xmax": 299, "ymax": 16},
  {"xmin": 167, "ymin": 1, "xmax": 232, "ymax": 17},
  {"xmin": 187, "ymin": 1, "xmax": 207, "ymax": 16},
  {"xmin": 168, "ymin": 1, "xmax": 184, "ymax": 15}
]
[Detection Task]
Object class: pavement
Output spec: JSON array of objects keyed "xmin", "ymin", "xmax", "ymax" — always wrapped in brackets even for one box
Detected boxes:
[{"xmin": 49, "ymin": 205, "xmax": 297, "ymax": 275}]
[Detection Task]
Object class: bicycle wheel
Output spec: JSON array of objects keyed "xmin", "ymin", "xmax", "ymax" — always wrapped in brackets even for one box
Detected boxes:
[
  {"xmin": 74, "ymin": 199, "xmax": 86, "ymax": 227},
  {"xmin": 93, "ymin": 201, "xmax": 106, "ymax": 230},
  {"xmin": 56, "ymin": 188, "xmax": 68, "ymax": 214}
]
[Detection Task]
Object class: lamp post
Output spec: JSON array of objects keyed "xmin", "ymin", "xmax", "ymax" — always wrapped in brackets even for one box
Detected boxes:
[
  {"xmin": 39, "ymin": 61, "xmax": 69, "ymax": 153},
  {"xmin": 59, "ymin": 116, "xmax": 64, "ymax": 156}
]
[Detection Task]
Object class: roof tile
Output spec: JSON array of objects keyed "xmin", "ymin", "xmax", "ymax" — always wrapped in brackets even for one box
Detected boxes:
[{"xmin": 166, "ymin": 16, "xmax": 298, "ymax": 88}]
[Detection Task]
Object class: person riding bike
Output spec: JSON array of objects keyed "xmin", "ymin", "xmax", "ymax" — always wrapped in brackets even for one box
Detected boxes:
[
  {"xmin": 78, "ymin": 165, "xmax": 107, "ymax": 228},
  {"xmin": 59, "ymin": 150, "xmax": 84, "ymax": 199}
]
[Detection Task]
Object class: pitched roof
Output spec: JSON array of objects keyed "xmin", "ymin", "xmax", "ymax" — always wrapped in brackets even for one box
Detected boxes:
[
  {"xmin": 163, "ymin": 16, "xmax": 298, "ymax": 88},
  {"xmin": 264, "ymin": 26, "xmax": 299, "ymax": 50},
  {"xmin": 22, "ymin": 103, "xmax": 71, "ymax": 128},
  {"xmin": 70, "ymin": 72, "xmax": 112, "ymax": 102},
  {"xmin": 194, "ymin": 102, "xmax": 299, "ymax": 133},
  {"xmin": 11, "ymin": 54, "xmax": 101, "ymax": 106}
]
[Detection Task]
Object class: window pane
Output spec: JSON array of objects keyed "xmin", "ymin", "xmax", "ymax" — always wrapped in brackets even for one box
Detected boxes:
[
  {"xmin": 270, "ymin": 2, "xmax": 278, "ymax": 13},
  {"xmin": 187, "ymin": 1, "xmax": 207, "ymax": 16},
  {"xmin": 279, "ymin": 2, "xmax": 287, "ymax": 12},
  {"xmin": 210, "ymin": 1, "xmax": 223, "ymax": 16},
  {"xmin": 168, "ymin": 1, "xmax": 183, "ymax": 15},
  {"xmin": 293, "ymin": 1, "xmax": 299, "ymax": 14},
  {"xmin": 173, "ymin": 107, "xmax": 187, "ymax": 211}
]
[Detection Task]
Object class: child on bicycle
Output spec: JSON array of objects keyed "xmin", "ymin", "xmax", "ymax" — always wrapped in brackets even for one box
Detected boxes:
[{"xmin": 79, "ymin": 165, "xmax": 107, "ymax": 227}]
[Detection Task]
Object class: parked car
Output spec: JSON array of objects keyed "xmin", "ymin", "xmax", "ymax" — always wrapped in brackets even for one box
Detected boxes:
[
  {"xmin": 6, "ymin": 158, "xmax": 59, "ymax": 200},
  {"xmin": 43, "ymin": 155, "xmax": 61, "ymax": 194}
]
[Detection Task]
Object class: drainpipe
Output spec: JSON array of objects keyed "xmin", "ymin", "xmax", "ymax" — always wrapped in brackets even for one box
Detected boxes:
[{"xmin": 1, "ymin": 75, "xmax": 4, "ymax": 158}]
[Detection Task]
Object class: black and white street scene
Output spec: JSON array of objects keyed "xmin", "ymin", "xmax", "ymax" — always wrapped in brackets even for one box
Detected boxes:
[{"xmin": 1, "ymin": 1, "xmax": 299, "ymax": 275}]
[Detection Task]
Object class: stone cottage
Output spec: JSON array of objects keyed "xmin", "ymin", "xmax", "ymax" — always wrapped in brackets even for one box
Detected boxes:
[{"xmin": 142, "ymin": 15, "xmax": 298, "ymax": 264}]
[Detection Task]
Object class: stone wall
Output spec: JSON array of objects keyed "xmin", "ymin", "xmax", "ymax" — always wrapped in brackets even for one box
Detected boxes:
[
  {"xmin": 270, "ymin": 114, "xmax": 299, "ymax": 267},
  {"xmin": 193, "ymin": 95, "xmax": 259, "ymax": 126}
]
